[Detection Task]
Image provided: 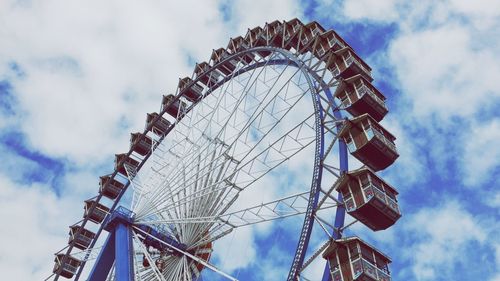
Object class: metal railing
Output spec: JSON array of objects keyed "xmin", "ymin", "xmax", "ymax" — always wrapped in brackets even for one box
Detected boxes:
[
  {"xmin": 356, "ymin": 85, "xmax": 387, "ymax": 110},
  {"xmin": 344, "ymin": 53, "xmax": 372, "ymax": 77},
  {"xmin": 371, "ymin": 128, "xmax": 397, "ymax": 153},
  {"xmin": 352, "ymin": 257, "xmax": 392, "ymax": 281},
  {"xmin": 364, "ymin": 183, "xmax": 400, "ymax": 214}
]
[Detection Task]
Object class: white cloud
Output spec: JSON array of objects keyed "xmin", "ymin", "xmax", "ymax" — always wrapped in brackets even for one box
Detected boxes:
[
  {"xmin": 380, "ymin": 116, "xmax": 426, "ymax": 189},
  {"xmin": 460, "ymin": 119, "xmax": 500, "ymax": 187},
  {"xmin": 403, "ymin": 201, "xmax": 488, "ymax": 280},
  {"xmin": 343, "ymin": 0, "xmax": 399, "ymax": 22},
  {"xmin": 449, "ymin": 0, "xmax": 500, "ymax": 30},
  {"xmin": 220, "ymin": 0, "xmax": 302, "ymax": 35},
  {"xmin": 389, "ymin": 23, "xmax": 500, "ymax": 120},
  {"xmin": 0, "ymin": 174, "xmax": 81, "ymax": 280},
  {"xmin": 484, "ymin": 192, "xmax": 500, "ymax": 212},
  {"xmin": 0, "ymin": 0, "xmax": 231, "ymax": 164},
  {"xmin": 212, "ymin": 226, "xmax": 256, "ymax": 273}
]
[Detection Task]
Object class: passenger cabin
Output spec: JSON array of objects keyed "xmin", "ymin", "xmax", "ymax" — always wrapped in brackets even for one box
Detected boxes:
[
  {"xmin": 99, "ymin": 175, "xmax": 125, "ymax": 200},
  {"xmin": 68, "ymin": 225, "xmax": 96, "ymax": 250},
  {"xmin": 263, "ymin": 20, "xmax": 284, "ymax": 47},
  {"xmin": 84, "ymin": 199, "xmax": 109, "ymax": 224},
  {"xmin": 339, "ymin": 113, "xmax": 398, "ymax": 171},
  {"xmin": 245, "ymin": 26, "xmax": 265, "ymax": 47},
  {"xmin": 130, "ymin": 133, "xmax": 153, "ymax": 156},
  {"xmin": 145, "ymin": 112, "xmax": 171, "ymax": 138},
  {"xmin": 115, "ymin": 153, "xmax": 140, "ymax": 176},
  {"xmin": 323, "ymin": 237, "xmax": 392, "ymax": 281},
  {"xmin": 327, "ymin": 47, "xmax": 373, "ymax": 81},
  {"xmin": 162, "ymin": 94, "xmax": 187, "ymax": 118},
  {"xmin": 227, "ymin": 37, "xmax": 254, "ymax": 64},
  {"xmin": 178, "ymin": 77, "xmax": 203, "ymax": 103},
  {"xmin": 306, "ymin": 21, "xmax": 326, "ymax": 36},
  {"xmin": 211, "ymin": 48, "xmax": 238, "ymax": 76},
  {"xmin": 283, "ymin": 18, "xmax": 304, "ymax": 51},
  {"xmin": 298, "ymin": 21, "xmax": 325, "ymax": 54},
  {"xmin": 311, "ymin": 30, "xmax": 344, "ymax": 59},
  {"xmin": 194, "ymin": 62, "xmax": 222, "ymax": 86},
  {"xmin": 245, "ymin": 26, "xmax": 270, "ymax": 58},
  {"xmin": 297, "ymin": 25, "xmax": 315, "ymax": 54},
  {"xmin": 53, "ymin": 254, "xmax": 81, "ymax": 279},
  {"xmin": 337, "ymin": 168, "xmax": 401, "ymax": 231},
  {"xmin": 335, "ymin": 74, "xmax": 388, "ymax": 122}
]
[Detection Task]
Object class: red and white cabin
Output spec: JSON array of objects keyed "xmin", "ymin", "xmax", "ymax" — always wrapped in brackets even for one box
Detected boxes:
[
  {"xmin": 178, "ymin": 77, "xmax": 203, "ymax": 103},
  {"xmin": 339, "ymin": 113, "xmax": 398, "ymax": 171},
  {"xmin": 83, "ymin": 199, "xmax": 109, "ymax": 224},
  {"xmin": 323, "ymin": 237, "xmax": 392, "ymax": 281},
  {"xmin": 145, "ymin": 112, "xmax": 171, "ymax": 138},
  {"xmin": 114, "ymin": 153, "xmax": 140, "ymax": 176},
  {"xmin": 68, "ymin": 225, "xmax": 96, "ymax": 250},
  {"xmin": 326, "ymin": 47, "xmax": 373, "ymax": 81},
  {"xmin": 194, "ymin": 61, "xmax": 222, "ymax": 86},
  {"xmin": 335, "ymin": 74, "xmax": 388, "ymax": 122},
  {"xmin": 162, "ymin": 94, "xmax": 187, "ymax": 118},
  {"xmin": 53, "ymin": 254, "xmax": 81, "ymax": 279},
  {"xmin": 99, "ymin": 175, "xmax": 125, "ymax": 200},
  {"xmin": 337, "ymin": 168, "xmax": 401, "ymax": 231}
]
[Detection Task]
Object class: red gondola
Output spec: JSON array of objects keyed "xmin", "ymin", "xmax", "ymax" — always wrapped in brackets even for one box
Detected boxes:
[
  {"xmin": 326, "ymin": 47, "xmax": 373, "ymax": 81},
  {"xmin": 283, "ymin": 18, "xmax": 304, "ymax": 51},
  {"xmin": 337, "ymin": 167, "xmax": 401, "ymax": 231},
  {"xmin": 130, "ymin": 132, "xmax": 153, "ymax": 156},
  {"xmin": 323, "ymin": 237, "xmax": 392, "ymax": 281},
  {"xmin": 114, "ymin": 153, "xmax": 140, "ymax": 176},
  {"xmin": 335, "ymin": 74, "xmax": 388, "ymax": 121},
  {"xmin": 227, "ymin": 37, "xmax": 254, "ymax": 64},
  {"xmin": 211, "ymin": 48, "xmax": 238, "ymax": 75},
  {"xmin": 311, "ymin": 30, "xmax": 344, "ymax": 59},
  {"xmin": 178, "ymin": 77, "xmax": 203, "ymax": 103},
  {"xmin": 83, "ymin": 199, "xmax": 109, "ymax": 224},
  {"xmin": 162, "ymin": 94, "xmax": 187, "ymax": 118},
  {"xmin": 339, "ymin": 113, "xmax": 398, "ymax": 171},
  {"xmin": 194, "ymin": 61, "xmax": 222, "ymax": 86},
  {"xmin": 145, "ymin": 112, "xmax": 171, "ymax": 138},
  {"xmin": 68, "ymin": 225, "xmax": 96, "ymax": 250},
  {"xmin": 99, "ymin": 175, "xmax": 125, "ymax": 200},
  {"xmin": 53, "ymin": 254, "xmax": 81, "ymax": 279}
]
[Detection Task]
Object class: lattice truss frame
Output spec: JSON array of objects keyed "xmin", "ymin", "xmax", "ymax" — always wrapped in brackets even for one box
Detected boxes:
[
  {"xmin": 109, "ymin": 49, "xmax": 348, "ymax": 281},
  {"xmin": 50, "ymin": 19, "xmax": 367, "ymax": 281}
]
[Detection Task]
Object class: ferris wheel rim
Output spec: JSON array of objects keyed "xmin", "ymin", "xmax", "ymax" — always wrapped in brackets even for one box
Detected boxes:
[
  {"xmin": 80, "ymin": 52, "xmax": 343, "ymax": 281},
  {"xmin": 122, "ymin": 48, "xmax": 346, "ymax": 280},
  {"xmin": 54, "ymin": 20, "xmax": 355, "ymax": 281}
]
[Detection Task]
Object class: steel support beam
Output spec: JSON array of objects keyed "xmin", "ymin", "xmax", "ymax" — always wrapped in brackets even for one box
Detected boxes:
[
  {"xmin": 88, "ymin": 232, "xmax": 115, "ymax": 281},
  {"xmin": 115, "ymin": 222, "xmax": 134, "ymax": 281}
]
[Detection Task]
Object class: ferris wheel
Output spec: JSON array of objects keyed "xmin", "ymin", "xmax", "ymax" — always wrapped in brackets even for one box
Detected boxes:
[{"xmin": 48, "ymin": 19, "xmax": 401, "ymax": 281}]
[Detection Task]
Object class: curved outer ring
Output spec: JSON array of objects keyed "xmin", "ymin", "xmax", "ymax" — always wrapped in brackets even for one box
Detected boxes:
[{"xmin": 70, "ymin": 45, "xmax": 347, "ymax": 281}]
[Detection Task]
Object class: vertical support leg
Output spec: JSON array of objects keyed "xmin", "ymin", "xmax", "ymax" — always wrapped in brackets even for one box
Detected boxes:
[
  {"xmin": 321, "ymin": 140, "xmax": 348, "ymax": 281},
  {"xmin": 115, "ymin": 222, "xmax": 134, "ymax": 281},
  {"xmin": 88, "ymin": 232, "xmax": 116, "ymax": 281}
]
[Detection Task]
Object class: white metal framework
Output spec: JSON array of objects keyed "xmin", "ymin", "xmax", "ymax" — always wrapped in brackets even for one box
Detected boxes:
[
  {"xmin": 120, "ymin": 48, "xmax": 345, "ymax": 280},
  {"xmin": 49, "ymin": 19, "xmax": 388, "ymax": 281}
]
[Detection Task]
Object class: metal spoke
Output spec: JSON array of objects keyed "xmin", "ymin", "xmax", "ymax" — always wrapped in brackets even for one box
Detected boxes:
[
  {"xmin": 140, "ymin": 191, "xmax": 339, "ymax": 228},
  {"xmin": 133, "ymin": 226, "xmax": 238, "ymax": 281}
]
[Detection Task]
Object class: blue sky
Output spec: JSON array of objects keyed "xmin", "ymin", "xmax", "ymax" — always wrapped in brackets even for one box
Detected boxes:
[{"xmin": 0, "ymin": 0, "xmax": 499, "ymax": 280}]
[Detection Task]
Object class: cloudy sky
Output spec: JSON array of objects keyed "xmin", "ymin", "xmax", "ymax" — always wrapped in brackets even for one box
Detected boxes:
[{"xmin": 0, "ymin": 0, "xmax": 499, "ymax": 280}]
